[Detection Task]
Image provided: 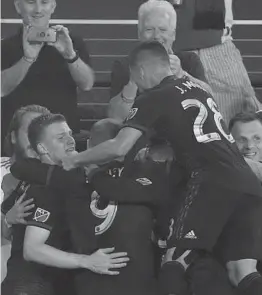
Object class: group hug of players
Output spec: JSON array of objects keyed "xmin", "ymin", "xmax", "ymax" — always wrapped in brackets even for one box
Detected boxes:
[{"xmin": 2, "ymin": 41, "xmax": 262, "ymax": 295}]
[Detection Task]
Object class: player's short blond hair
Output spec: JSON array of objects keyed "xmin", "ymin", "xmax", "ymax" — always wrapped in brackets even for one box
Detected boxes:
[{"xmin": 138, "ymin": 0, "xmax": 177, "ymax": 32}]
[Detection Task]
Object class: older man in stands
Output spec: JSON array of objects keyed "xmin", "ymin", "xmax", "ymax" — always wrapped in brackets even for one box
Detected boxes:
[
  {"xmin": 108, "ymin": 0, "xmax": 210, "ymax": 121},
  {"xmin": 171, "ymin": 0, "xmax": 261, "ymax": 125},
  {"xmin": 1, "ymin": 0, "xmax": 94, "ymax": 154}
]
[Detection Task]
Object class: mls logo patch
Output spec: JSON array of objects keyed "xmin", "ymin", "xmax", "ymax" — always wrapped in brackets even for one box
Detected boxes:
[
  {"xmin": 126, "ymin": 108, "xmax": 138, "ymax": 120},
  {"xmin": 33, "ymin": 208, "xmax": 50, "ymax": 223},
  {"xmin": 136, "ymin": 178, "xmax": 152, "ymax": 186}
]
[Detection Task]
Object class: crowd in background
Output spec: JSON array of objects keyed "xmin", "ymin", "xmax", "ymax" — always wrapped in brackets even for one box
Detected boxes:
[{"xmin": 1, "ymin": 0, "xmax": 262, "ymax": 295}]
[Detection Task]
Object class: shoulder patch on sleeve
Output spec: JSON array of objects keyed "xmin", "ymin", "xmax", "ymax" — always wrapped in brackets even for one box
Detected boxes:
[
  {"xmin": 126, "ymin": 108, "xmax": 138, "ymax": 120},
  {"xmin": 33, "ymin": 207, "xmax": 50, "ymax": 223},
  {"xmin": 135, "ymin": 178, "xmax": 152, "ymax": 186}
]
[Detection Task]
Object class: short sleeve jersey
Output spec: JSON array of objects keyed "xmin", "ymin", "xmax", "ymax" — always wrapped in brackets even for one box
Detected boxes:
[
  {"xmin": 124, "ymin": 76, "xmax": 262, "ymax": 197},
  {"xmin": 25, "ymin": 185, "xmax": 69, "ymax": 252}
]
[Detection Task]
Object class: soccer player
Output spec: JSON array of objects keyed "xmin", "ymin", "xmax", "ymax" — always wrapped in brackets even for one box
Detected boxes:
[
  {"xmin": 11, "ymin": 118, "xmax": 172, "ymax": 295},
  {"xmin": 61, "ymin": 41, "xmax": 262, "ymax": 295},
  {"xmin": 2, "ymin": 113, "xmax": 129, "ymax": 295}
]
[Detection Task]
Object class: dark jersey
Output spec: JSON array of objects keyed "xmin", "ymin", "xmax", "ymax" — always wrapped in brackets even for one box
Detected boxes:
[
  {"xmin": 87, "ymin": 161, "xmax": 170, "ymax": 295},
  {"xmin": 10, "ymin": 158, "xmax": 98, "ymax": 255},
  {"xmin": 10, "ymin": 185, "xmax": 70, "ymax": 259},
  {"xmin": 124, "ymin": 76, "xmax": 262, "ymax": 197}
]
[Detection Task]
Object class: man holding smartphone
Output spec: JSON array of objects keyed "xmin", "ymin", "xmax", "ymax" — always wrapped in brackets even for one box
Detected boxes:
[{"xmin": 1, "ymin": 0, "xmax": 94, "ymax": 155}]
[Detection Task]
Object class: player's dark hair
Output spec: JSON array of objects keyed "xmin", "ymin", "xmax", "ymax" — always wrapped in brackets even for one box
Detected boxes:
[
  {"xmin": 129, "ymin": 41, "xmax": 170, "ymax": 69},
  {"xmin": 89, "ymin": 118, "xmax": 122, "ymax": 147},
  {"xmin": 4, "ymin": 105, "xmax": 51, "ymax": 156},
  {"xmin": 28, "ymin": 113, "xmax": 66, "ymax": 152},
  {"xmin": 229, "ymin": 111, "xmax": 262, "ymax": 131}
]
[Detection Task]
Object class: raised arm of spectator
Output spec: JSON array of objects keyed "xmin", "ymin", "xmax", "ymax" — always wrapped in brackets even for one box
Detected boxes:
[
  {"xmin": 48, "ymin": 26, "xmax": 94, "ymax": 91},
  {"xmin": 1, "ymin": 26, "xmax": 43, "ymax": 97},
  {"xmin": 108, "ymin": 59, "xmax": 138, "ymax": 121},
  {"xmin": 169, "ymin": 50, "xmax": 213, "ymax": 94}
]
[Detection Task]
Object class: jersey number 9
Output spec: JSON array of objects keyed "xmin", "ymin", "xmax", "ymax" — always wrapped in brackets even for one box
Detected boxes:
[{"xmin": 90, "ymin": 191, "xmax": 118, "ymax": 235}]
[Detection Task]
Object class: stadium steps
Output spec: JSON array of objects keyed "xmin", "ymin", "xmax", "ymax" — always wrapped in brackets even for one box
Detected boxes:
[{"xmin": 1, "ymin": 23, "xmax": 262, "ymax": 130}]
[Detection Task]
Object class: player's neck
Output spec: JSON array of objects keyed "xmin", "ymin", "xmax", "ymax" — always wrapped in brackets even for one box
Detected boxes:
[{"xmin": 150, "ymin": 69, "xmax": 172, "ymax": 88}]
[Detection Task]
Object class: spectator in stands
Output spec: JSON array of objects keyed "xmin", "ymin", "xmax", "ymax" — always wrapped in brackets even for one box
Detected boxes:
[
  {"xmin": 108, "ymin": 0, "xmax": 210, "ymax": 121},
  {"xmin": 1, "ymin": 105, "xmax": 50, "ymax": 282},
  {"xmin": 1, "ymin": 0, "xmax": 94, "ymax": 155},
  {"xmin": 229, "ymin": 111, "xmax": 262, "ymax": 181},
  {"xmin": 171, "ymin": 0, "xmax": 261, "ymax": 125}
]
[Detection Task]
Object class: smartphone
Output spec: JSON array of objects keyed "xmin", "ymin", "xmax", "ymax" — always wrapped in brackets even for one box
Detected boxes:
[
  {"xmin": 170, "ymin": 0, "xmax": 183, "ymax": 6},
  {"xmin": 27, "ymin": 27, "xmax": 57, "ymax": 43}
]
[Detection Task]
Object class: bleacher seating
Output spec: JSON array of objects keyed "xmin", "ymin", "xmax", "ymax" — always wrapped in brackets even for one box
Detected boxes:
[{"xmin": 1, "ymin": 22, "xmax": 262, "ymax": 131}]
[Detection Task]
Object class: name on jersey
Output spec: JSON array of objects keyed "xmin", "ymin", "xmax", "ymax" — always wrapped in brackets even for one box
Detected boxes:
[{"xmin": 175, "ymin": 80, "xmax": 206, "ymax": 95}]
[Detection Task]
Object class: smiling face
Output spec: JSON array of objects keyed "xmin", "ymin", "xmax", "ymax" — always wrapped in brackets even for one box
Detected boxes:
[
  {"xmin": 38, "ymin": 121, "xmax": 76, "ymax": 165},
  {"xmin": 14, "ymin": 0, "xmax": 56, "ymax": 27},
  {"xmin": 231, "ymin": 120, "xmax": 262, "ymax": 162},
  {"xmin": 139, "ymin": 9, "xmax": 176, "ymax": 53}
]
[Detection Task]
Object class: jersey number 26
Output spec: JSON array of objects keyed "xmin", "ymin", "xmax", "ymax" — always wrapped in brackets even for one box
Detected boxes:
[{"xmin": 182, "ymin": 97, "xmax": 235, "ymax": 144}]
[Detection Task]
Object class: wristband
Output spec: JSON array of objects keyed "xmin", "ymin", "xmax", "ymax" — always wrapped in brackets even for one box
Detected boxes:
[
  {"xmin": 4, "ymin": 216, "xmax": 12, "ymax": 229},
  {"xmin": 121, "ymin": 91, "xmax": 135, "ymax": 103},
  {"xmin": 224, "ymin": 26, "xmax": 232, "ymax": 36},
  {"xmin": 65, "ymin": 51, "xmax": 79, "ymax": 64},
  {"xmin": 23, "ymin": 56, "xmax": 36, "ymax": 64}
]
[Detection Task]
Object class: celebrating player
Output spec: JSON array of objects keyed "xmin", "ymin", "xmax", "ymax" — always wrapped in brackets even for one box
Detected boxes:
[
  {"xmin": 2, "ymin": 113, "xmax": 129, "ymax": 295},
  {"xmin": 61, "ymin": 41, "xmax": 262, "ymax": 295}
]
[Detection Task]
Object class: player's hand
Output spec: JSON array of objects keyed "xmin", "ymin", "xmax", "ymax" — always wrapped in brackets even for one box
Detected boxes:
[
  {"xmin": 23, "ymin": 25, "xmax": 44, "ymax": 60},
  {"xmin": 48, "ymin": 25, "xmax": 76, "ymax": 60},
  {"xmin": 5, "ymin": 193, "xmax": 35, "ymax": 225},
  {"xmin": 169, "ymin": 54, "xmax": 185, "ymax": 78},
  {"xmin": 162, "ymin": 247, "xmax": 191, "ymax": 271},
  {"xmin": 81, "ymin": 247, "xmax": 129, "ymax": 275},
  {"xmin": 122, "ymin": 79, "xmax": 138, "ymax": 101}
]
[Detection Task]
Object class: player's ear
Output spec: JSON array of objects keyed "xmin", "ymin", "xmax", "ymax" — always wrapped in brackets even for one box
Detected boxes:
[
  {"xmin": 50, "ymin": 0, "xmax": 57, "ymax": 14},
  {"xmin": 139, "ymin": 66, "xmax": 145, "ymax": 80},
  {"xmin": 14, "ymin": 0, "xmax": 21, "ymax": 15},
  {"xmin": 10, "ymin": 131, "xmax": 16, "ymax": 145},
  {"xmin": 37, "ymin": 143, "xmax": 48, "ymax": 156}
]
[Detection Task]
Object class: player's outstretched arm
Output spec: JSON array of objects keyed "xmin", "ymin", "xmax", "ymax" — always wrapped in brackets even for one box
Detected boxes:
[
  {"xmin": 62, "ymin": 127, "xmax": 142, "ymax": 170},
  {"xmin": 11, "ymin": 158, "xmax": 87, "ymax": 194},
  {"xmin": 23, "ymin": 226, "xmax": 129, "ymax": 274}
]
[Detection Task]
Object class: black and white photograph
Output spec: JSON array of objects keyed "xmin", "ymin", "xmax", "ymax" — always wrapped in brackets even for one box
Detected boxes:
[{"xmin": 1, "ymin": 1, "xmax": 262, "ymax": 294}]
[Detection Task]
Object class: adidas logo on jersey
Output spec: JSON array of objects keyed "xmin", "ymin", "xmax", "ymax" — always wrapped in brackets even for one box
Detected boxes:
[
  {"xmin": 136, "ymin": 178, "xmax": 152, "ymax": 185},
  {"xmin": 184, "ymin": 230, "xmax": 197, "ymax": 239}
]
